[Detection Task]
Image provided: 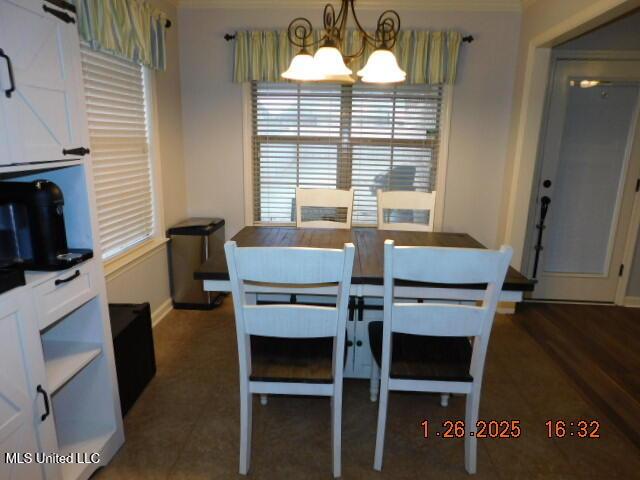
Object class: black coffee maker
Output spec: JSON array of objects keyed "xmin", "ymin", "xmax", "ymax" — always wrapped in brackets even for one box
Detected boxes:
[{"xmin": 0, "ymin": 180, "xmax": 92, "ymax": 270}]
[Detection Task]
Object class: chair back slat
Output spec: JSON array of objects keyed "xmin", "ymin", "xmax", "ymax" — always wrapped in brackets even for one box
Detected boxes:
[
  {"xmin": 392, "ymin": 304, "xmax": 484, "ymax": 337},
  {"xmin": 296, "ymin": 187, "xmax": 354, "ymax": 229},
  {"xmin": 392, "ymin": 246, "xmax": 507, "ymax": 284},
  {"xmin": 377, "ymin": 190, "xmax": 436, "ymax": 232},
  {"xmin": 233, "ymin": 247, "xmax": 348, "ymax": 284},
  {"xmin": 243, "ymin": 305, "xmax": 338, "ymax": 338}
]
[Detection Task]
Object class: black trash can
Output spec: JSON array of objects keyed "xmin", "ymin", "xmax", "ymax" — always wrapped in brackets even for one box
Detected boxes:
[{"xmin": 167, "ymin": 217, "xmax": 225, "ymax": 309}]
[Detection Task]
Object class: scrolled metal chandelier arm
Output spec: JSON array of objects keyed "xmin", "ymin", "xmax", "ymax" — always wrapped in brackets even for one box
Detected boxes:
[{"xmin": 286, "ymin": 0, "xmax": 401, "ymax": 60}]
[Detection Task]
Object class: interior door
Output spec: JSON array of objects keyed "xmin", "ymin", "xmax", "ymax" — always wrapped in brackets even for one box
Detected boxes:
[
  {"xmin": 529, "ymin": 58, "xmax": 640, "ymax": 302},
  {"xmin": 0, "ymin": 288, "xmax": 53, "ymax": 480},
  {"xmin": 0, "ymin": 0, "xmax": 83, "ymax": 165}
]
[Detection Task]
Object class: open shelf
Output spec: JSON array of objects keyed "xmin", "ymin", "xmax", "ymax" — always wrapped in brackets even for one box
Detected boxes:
[
  {"xmin": 56, "ymin": 419, "xmax": 115, "ymax": 480},
  {"xmin": 43, "ymin": 340, "xmax": 102, "ymax": 393}
]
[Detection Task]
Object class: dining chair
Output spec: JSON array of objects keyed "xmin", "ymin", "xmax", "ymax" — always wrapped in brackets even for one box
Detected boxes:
[
  {"xmin": 369, "ymin": 241, "xmax": 512, "ymax": 474},
  {"xmin": 377, "ymin": 190, "xmax": 437, "ymax": 232},
  {"xmin": 224, "ymin": 240, "xmax": 356, "ymax": 478},
  {"xmin": 296, "ymin": 187, "xmax": 354, "ymax": 229}
]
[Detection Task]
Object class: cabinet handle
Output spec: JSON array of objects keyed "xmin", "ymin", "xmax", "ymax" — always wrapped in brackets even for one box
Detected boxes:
[
  {"xmin": 356, "ymin": 340, "xmax": 363, "ymax": 347},
  {"xmin": 37, "ymin": 385, "xmax": 51, "ymax": 422},
  {"xmin": 42, "ymin": 4, "xmax": 75, "ymax": 24},
  {"xmin": 346, "ymin": 340, "xmax": 353, "ymax": 347},
  {"xmin": 55, "ymin": 269, "xmax": 80, "ymax": 286},
  {"xmin": 62, "ymin": 147, "xmax": 90, "ymax": 156},
  {"xmin": 0, "ymin": 48, "xmax": 16, "ymax": 98}
]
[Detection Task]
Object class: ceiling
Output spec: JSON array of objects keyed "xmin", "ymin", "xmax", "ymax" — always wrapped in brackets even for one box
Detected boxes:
[{"xmin": 174, "ymin": 0, "xmax": 533, "ymax": 12}]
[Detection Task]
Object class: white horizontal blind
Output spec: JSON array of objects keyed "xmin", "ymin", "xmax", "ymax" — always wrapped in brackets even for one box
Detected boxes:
[
  {"xmin": 81, "ymin": 46, "xmax": 155, "ymax": 259},
  {"xmin": 252, "ymin": 82, "xmax": 443, "ymax": 225}
]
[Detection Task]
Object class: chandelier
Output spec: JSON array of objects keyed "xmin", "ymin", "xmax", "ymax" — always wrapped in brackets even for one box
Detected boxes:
[{"xmin": 282, "ymin": 0, "xmax": 406, "ymax": 84}]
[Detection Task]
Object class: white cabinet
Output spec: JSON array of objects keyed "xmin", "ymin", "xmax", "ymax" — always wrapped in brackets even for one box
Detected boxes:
[
  {"xmin": 0, "ymin": 0, "xmax": 87, "ymax": 166},
  {"xmin": 0, "ymin": 287, "xmax": 59, "ymax": 480}
]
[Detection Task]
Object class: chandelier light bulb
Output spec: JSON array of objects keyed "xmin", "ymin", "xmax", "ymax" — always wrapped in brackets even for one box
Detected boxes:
[
  {"xmin": 314, "ymin": 46, "xmax": 352, "ymax": 77},
  {"xmin": 282, "ymin": 50, "xmax": 323, "ymax": 81},
  {"xmin": 357, "ymin": 48, "xmax": 406, "ymax": 84}
]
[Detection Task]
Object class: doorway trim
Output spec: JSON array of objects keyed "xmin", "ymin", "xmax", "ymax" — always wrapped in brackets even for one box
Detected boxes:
[{"xmin": 523, "ymin": 50, "xmax": 640, "ymax": 304}]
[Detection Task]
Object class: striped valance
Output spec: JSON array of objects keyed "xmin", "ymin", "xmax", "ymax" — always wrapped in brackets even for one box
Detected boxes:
[
  {"xmin": 75, "ymin": 0, "xmax": 168, "ymax": 70},
  {"xmin": 234, "ymin": 30, "xmax": 462, "ymax": 85}
]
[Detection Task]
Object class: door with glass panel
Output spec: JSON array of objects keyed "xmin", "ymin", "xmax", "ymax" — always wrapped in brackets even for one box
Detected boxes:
[{"xmin": 528, "ymin": 58, "xmax": 640, "ymax": 302}]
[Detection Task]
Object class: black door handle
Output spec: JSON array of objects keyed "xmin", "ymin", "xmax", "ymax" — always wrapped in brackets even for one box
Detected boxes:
[
  {"xmin": 37, "ymin": 385, "xmax": 51, "ymax": 422},
  {"xmin": 0, "ymin": 48, "xmax": 16, "ymax": 98},
  {"xmin": 62, "ymin": 147, "xmax": 90, "ymax": 156},
  {"xmin": 55, "ymin": 269, "xmax": 80, "ymax": 286},
  {"xmin": 532, "ymin": 196, "xmax": 552, "ymax": 279}
]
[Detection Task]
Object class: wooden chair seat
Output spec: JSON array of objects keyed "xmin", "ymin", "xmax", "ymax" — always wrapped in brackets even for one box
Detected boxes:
[
  {"xmin": 368, "ymin": 321, "xmax": 473, "ymax": 382},
  {"xmin": 250, "ymin": 333, "xmax": 349, "ymax": 384},
  {"xmin": 250, "ymin": 336, "xmax": 335, "ymax": 384}
]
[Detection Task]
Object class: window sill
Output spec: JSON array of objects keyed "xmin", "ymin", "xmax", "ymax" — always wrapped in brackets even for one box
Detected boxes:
[{"xmin": 104, "ymin": 237, "xmax": 169, "ymax": 281}]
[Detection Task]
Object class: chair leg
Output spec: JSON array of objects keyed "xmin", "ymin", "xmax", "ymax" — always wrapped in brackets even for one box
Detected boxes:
[
  {"xmin": 369, "ymin": 363, "xmax": 380, "ymax": 402},
  {"xmin": 239, "ymin": 389, "xmax": 252, "ymax": 475},
  {"xmin": 260, "ymin": 394, "xmax": 268, "ymax": 406},
  {"xmin": 373, "ymin": 378, "xmax": 390, "ymax": 471},
  {"xmin": 464, "ymin": 388, "xmax": 481, "ymax": 474},
  {"xmin": 331, "ymin": 393, "xmax": 342, "ymax": 478},
  {"xmin": 440, "ymin": 393, "xmax": 450, "ymax": 407}
]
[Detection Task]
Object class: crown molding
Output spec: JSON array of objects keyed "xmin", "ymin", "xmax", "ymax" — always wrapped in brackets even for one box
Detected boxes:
[{"xmin": 178, "ymin": 0, "xmax": 523, "ymax": 12}]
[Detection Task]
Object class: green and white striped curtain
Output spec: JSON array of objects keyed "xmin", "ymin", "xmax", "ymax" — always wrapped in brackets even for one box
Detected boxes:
[
  {"xmin": 234, "ymin": 30, "xmax": 462, "ymax": 84},
  {"xmin": 75, "ymin": 0, "xmax": 168, "ymax": 70}
]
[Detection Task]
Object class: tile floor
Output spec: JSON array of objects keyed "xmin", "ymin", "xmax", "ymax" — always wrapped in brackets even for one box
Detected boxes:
[{"xmin": 95, "ymin": 300, "xmax": 640, "ymax": 479}]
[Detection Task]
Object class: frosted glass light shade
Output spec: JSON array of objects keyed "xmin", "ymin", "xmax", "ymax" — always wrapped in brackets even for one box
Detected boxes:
[
  {"xmin": 282, "ymin": 52, "xmax": 322, "ymax": 81},
  {"xmin": 357, "ymin": 49, "xmax": 406, "ymax": 84},
  {"xmin": 314, "ymin": 46, "xmax": 352, "ymax": 77}
]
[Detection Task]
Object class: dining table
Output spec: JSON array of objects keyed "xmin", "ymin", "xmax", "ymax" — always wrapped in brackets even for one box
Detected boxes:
[{"xmin": 195, "ymin": 226, "xmax": 535, "ymax": 378}]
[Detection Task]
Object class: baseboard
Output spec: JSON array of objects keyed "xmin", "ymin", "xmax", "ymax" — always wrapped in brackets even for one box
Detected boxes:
[
  {"xmin": 624, "ymin": 296, "xmax": 640, "ymax": 308},
  {"xmin": 152, "ymin": 298, "xmax": 173, "ymax": 327}
]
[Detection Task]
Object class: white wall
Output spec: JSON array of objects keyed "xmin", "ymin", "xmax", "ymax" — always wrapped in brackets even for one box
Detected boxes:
[
  {"xmin": 178, "ymin": 6, "xmax": 521, "ymax": 249},
  {"xmin": 558, "ymin": 8, "xmax": 640, "ymax": 50},
  {"xmin": 105, "ymin": 0, "xmax": 188, "ymax": 321}
]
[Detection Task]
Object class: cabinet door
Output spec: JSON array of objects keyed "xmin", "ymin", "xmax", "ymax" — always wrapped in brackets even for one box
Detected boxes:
[
  {"xmin": 0, "ymin": 0, "xmax": 84, "ymax": 165},
  {"xmin": 0, "ymin": 288, "xmax": 57, "ymax": 480}
]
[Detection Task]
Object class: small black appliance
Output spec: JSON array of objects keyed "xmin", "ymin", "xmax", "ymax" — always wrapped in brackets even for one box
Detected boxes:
[{"xmin": 0, "ymin": 180, "xmax": 92, "ymax": 270}]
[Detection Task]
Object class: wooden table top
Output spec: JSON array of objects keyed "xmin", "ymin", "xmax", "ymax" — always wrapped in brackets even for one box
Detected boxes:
[{"xmin": 196, "ymin": 226, "xmax": 535, "ymax": 292}]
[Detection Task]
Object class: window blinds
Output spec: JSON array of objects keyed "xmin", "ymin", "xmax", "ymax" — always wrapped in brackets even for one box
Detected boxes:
[
  {"xmin": 251, "ymin": 82, "xmax": 443, "ymax": 225},
  {"xmin": 81, "ymin": 46, "xmax": 154, "ymax": 259}
]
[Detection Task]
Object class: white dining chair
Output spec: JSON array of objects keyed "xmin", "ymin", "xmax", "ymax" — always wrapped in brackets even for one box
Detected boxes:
[
  {"xmin": 377, "ymin": 190, "xmax": 437, "ymax": 232},
  {"xmin": 224, "ymin": 240, "xmax": 355, "ymax": 478},
  {"xmin": 369, "ymin": 241, "xmax": 512, "ymax": 474},
  {"xmin": 296, "ymin": 187, "xmax": 354, "ymax": 229}
]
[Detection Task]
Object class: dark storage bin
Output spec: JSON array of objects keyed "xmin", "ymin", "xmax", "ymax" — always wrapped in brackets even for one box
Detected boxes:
[
  {"xmin": 167, "ymin": 217, "xmax": 225, "ymax": 310},
  {"xmin": 109, "ymin": 303, "xmax": 156, "ymax": 417}
]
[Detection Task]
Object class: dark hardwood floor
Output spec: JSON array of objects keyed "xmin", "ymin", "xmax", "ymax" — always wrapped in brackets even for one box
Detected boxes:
[{"xmin": 513, "ymin": 302, "xmax": 640, "ymax": 449}]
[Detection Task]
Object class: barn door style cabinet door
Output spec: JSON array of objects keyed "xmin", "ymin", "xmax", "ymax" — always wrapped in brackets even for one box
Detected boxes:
[
  {"xmin": 0, "ymin": 287, "xmax": 60, "ymax": 480},
  {"xmin": 0, "ymin": 0, "xmax": 88, "ymax": 166}
]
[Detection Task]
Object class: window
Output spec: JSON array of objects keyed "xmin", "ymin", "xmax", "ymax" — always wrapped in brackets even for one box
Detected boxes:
[
  {"xmin": 81, "ymin": 46, "xmax": 155, "ymax": 259},
  {"xmin": 250, "ymin": 82, "xmax": 444, "ymax": 225}
]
